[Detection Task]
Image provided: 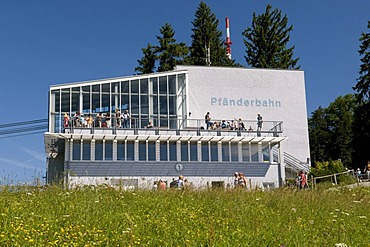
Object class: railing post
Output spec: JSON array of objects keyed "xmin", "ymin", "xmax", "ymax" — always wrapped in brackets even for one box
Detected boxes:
[{"xmin": 334, "ymin": 174, "xmax": 337, "ymax": 185}]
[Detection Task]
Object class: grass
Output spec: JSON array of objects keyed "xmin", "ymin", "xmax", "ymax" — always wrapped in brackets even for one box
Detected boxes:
[{"xmin": 0, "ymin": 185, "xmax": 369, "ymax": 246}]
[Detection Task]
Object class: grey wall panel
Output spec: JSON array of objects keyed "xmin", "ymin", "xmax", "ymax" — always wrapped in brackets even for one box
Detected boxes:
[{"xmin": 68, "ymin": 161, "xmax": 271, "ymax": 177}]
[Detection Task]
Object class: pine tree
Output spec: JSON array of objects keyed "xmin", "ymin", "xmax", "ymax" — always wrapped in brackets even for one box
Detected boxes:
[
  {"xmin": 188, "ymin": 2, "xmax": 237, "ymax": 67},
  {"xmin": 353, "ymin": 20, "xmax": 370, "ymax": 102},
  {"xmin": 242, "ymin": 4, "xmax": 299, "ymax": 69},
  {"xmin": 135, "ymin": 43, "xmax": 156, "ymax": 74},
  {"xmin": 156, "ymin": 23, "xmax": 188, "ymax": 72}
]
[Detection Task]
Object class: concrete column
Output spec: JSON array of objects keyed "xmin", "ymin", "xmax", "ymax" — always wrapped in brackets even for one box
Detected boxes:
[
  {"xmin": 113, "ymin": 139, "xmax": 117, "ymax": 161},
  {"xmin": 91, "ymin": 139, "xmax": 95, "ymax": 161},
  {"xmin": 218, "ymin": 141, "xmax": 222, "ymax": 162}
]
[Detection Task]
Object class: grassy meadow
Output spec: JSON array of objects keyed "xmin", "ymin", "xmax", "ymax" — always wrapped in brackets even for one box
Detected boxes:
[{"xmin": 0, "ymin": 185, "xmax": 369, "ymax": 246}]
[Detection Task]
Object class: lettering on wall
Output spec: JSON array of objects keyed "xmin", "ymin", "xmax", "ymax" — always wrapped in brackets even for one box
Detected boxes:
[{"xmin": 211, "ymin": 97, "xmax": 282, "ymax": 108}]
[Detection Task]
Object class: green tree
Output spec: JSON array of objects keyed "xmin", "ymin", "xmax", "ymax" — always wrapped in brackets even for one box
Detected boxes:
[
  {"xmin": 242, "ymin": 4, "xmax": 299, "ymax": 69},
  {"xmin": 188, "ymin": 2, "xmax": 237, "ymax": 67},
  {"xmin": 353, "ymin": 20, "xmax": 370, "ymax": 102},
  {"xmin": 352, "ymin": 20, "xmax": 370, "ymax": 170},
  {"xmin": 156, "ymin": 23, "xmax": 188, "ymax": 72},
  {"xmin": 135, "ymin": 43, "xmax": 156, "ymax": 74},
  {"xmin": 308, "ymin": 106, "xmax": 331, "ymax": 165}
]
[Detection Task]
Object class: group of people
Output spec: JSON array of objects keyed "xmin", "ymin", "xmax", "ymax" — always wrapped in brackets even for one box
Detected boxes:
[
  {"xmin": 153, "ymin": 175, "xmax": 190, "ymax": 190},
  {"xmin": 233, "ymin": 172, "xmax": 248, "ymax": 189},
  {"xmin": 295, "ymin": 171, "xmax": 309, "ymax": 189},
  {"xmin": 204, "ymin": 112, "xmax": 263, "ymax": 132},
  {"xmin": 63, "ymin": 109, "xmax": 132, "ymax": 129}
]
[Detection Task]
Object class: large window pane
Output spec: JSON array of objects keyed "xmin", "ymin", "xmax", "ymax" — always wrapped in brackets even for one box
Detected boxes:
[
  {"xmin": 82, "ymin": 140, "xmax": 91, "ymax": 160},
  {"xmin": 210, "ymin": 143, "xmax": 218, "ymax": 161},
  {"xmin": 160, "ymin": 96, "xmax": 167, "ymax": 114},
  {"xmin": 190, "ymin": 142, "xmax": 198, "ymax": 161},
  {"xmin": 202, "ymin": 142, "xmax": 209, "ymax": 161},
  {"xmin": 83, "ymin": 93, "xmax": 90, "ymax": 114},
  {"xmin": 168, "ymin": 75, "xmax": 176, "ymax": 94},
  {"xmin": 131, "ymin": 80, "xmax": 139, "ymax": 94},
  {"xmin": 262, "ymin": 144, "xmax": 270, "ymax": 162},
  {"xmin": 222, "ymin": 142, "xmax": 230, "ymax": 162},
  {"xmin": 120, "ymin": 95, "xmax": 129, "ymax": 111},
  {"xmin": 72, "ymin": 140, "xmax": 81, "ymax": 160},
  {"xmin": 131, "ymin": 95, "xmax": 139, "ymax": 114},
  {"xmin": 139, "ymin": 141, "xmax": 146, "ymax": 161},
  {"xmin": 242, "ymin": 143, "xmax": 250, "ymax": 162},
  {"xmin": 152, "ymin": 95, "xmax": 158, "ymax": 114},
  {"xmin": 102, "ymin": 83, "xmax": 110, "ymax": 93},
  {"xmin": 121, "ymin": 81, "xmax": 129, "ymax": 93},
  {"xmin": 95, "ymin": 140, "xmax": 103, "ymax": 160},
  {"xmin": 151, "ymin": 77, "xmax": 158, "ymax": 94},
  {"xmin": 140, "ymin": 78, "xmax": 148, "ymax": 94},
  {"xmin": 169, "ymin": 141, "xmax": 177, "ymax": 161},
  {"xmin": 61, "ymin": 91, "xmax": 70, "ymax": 113},
  {"xmin": 92, "ymin": 85, "xmax": 100, "ymax": 94},
  {"xmin": 127, "ymin": 141, "xmax": 134, "ymax": 161},
  {"xmin": 92, "ymin": 93, "xmax": 100, "ymax": 113},
  {"xmin": 105, "ymin": 141, "xmax": 113, "ymax": 161},
  {"xmin": 160, "ymin": 141, "xmax": 167, "ymax": 161},
  {"xmin": 52, "ymin": 90, "xmax": 60, "ymax": 112},
  {"xmin": 102, "ymin": 94, "xmax": 110, "ymax": 113},
  {"xmin": 72, "ymin": 93, "xmax": 79, "ymax": 112},
  {"xmin": 231, "ymin": 143, "xmax": 238, "ymax": 162},
  {"xmin": 148, "ymin": 141, "xmax": 156, "ymax": 161},
  {"xmin": 159, "ymin": 76, "xmax": 167, "ymax": 94},
  {"xmin": 181, "ymin": 142, "xmax": 188, "ymax": 161},
  {"xmin": 141, "ymin": 95, "xmax": 149, "ymax": 114},
  {"xmin": 251, "ymin": 144, "xmax": 258, "ymax": 162},
  {"xmin": 111, "ymin": 82, "xmax": 119, "ymax": 93},
  {"xmin": 169, "ymin": 96, "xmax": 176, "ymax": 115},
  {"xmin": 117, "ymin": 141, "xmax": 125, "ymax": 160}
]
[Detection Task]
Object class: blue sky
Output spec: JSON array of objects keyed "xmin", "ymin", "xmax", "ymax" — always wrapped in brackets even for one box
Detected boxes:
[{"xmin": 0, "ymin": 0, "xmax": 369, "ymax": 183}]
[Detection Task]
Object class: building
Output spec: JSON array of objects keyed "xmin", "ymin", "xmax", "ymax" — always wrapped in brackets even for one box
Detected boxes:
[{"xmin": 44, "ymin": 65, "xmax": 310, "ymax": 189}]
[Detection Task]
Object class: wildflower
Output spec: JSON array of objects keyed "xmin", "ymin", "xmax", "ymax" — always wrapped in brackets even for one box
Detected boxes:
[
  {"xmin": 291, "ymin": 208, "xmax": 297, "ymax": 213},
  {"xmin": 335, "ymin": 243, "xmax": 348, "ymax": 247},
  {"xmin": 358, "ymin": 216, "xmax": 367, "ymax": 219},
  {"xmin": 352, "ymin": 200, "xmax": 361, "ymax": 203}
]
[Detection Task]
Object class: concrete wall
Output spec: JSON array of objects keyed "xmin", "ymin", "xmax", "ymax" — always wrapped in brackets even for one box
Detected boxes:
[{"xmin": 179, "ymin": 66, "xmax": 310, "ymax": 164}]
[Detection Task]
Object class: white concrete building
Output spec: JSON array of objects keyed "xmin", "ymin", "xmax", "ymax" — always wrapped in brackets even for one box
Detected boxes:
[{"xmin": 44, "ymin": 66, "xmax": 310, "ymax": 189}]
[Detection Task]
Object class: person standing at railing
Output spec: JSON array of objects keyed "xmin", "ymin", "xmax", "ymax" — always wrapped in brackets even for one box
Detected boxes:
[
  {"xmin": 106, "ymin": 113, "xmax": 111, "ymax": 128},
  {"xmin": 63, "ymin": 113, "xmax": 69, "ymax": 128},
  {"xmin": 115, "ymin": 109, "xmax": 121, "ymax": 128},
  {"xmin": 122, "ymin": 109, "xmax": 130, "ymax": 128},
  {"xmin": 204, "ymin": 112, "xmax": 213, "ymax": 130},
  {"xmin": 86, "ymin": 114, "xmax": 93, "ymax": 128},
  {"xmin": 257, "ymin": 114, "xmax": 263, "ymax": 131}
]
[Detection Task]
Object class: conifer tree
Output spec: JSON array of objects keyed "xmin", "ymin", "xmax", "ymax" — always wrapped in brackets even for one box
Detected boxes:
[
  {"xmin": 188, "ymin": 2, "xmax": 237, "ymax": 66},
  {"xmin": 156, "ymin": 23, "xmax": 188, "ymax": 72},
  {"xmin": 242, "ymin": 4, "xmax": 299, "ymax": 69},
  {"xmin": 135, "ymin": 43, "xmax": 156, "ymax": 74}
]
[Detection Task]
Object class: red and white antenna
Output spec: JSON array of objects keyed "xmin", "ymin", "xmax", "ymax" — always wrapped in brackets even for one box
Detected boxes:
[{"xmin": 225, "ymin": 17, "xmax": 232, "ymax": 59}]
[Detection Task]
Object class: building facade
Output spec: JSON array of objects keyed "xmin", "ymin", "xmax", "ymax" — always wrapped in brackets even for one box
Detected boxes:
[{"xmin": 44, "ymin": 66, "xmax": 310, "ymax": 189}]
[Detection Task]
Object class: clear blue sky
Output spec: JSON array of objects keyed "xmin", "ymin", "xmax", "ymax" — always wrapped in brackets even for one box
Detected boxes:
[{"xmin": 0, "ymin": 0, "xmax": 369, "ymax": 183}]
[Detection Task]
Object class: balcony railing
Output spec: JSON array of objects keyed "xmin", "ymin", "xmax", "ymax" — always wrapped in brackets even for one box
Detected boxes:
[{"xmin": 58, "ymin": 115, "xmax": 283, "ymax": 137}]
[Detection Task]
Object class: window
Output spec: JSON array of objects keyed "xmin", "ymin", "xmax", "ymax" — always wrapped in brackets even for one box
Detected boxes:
[
  {"xmin": 139, "ymin": 141, "xmax": 146, "ymax": 161},
  {"xmin": 82, "ymin": 140, "xmax": 91, "ymax": 160},
  {"xmin": 127, "ymin": 141, "xmax": 134, "ymax": 161},
  {"xmin": 222, "ymin": 142, "xmax": 230, "ymax": 162},
  {"xmin": 210, "ymin": 142, "xmax": 218, "ymax": 161},
  {"xmin": 160, "ymin": 141, "xmax": 167, "ymax": 161},
  {"xmin": 95, "ymin": 140, "xmax": 103, "ymax": 160},
  {"xmin": 72, "ymin": 140, "xmax": 81, "ymax": 160},
  {"xmin": 148, "ymin": 141, "xmax": 156, "ymax": 161},
  {"xmin": 169, "ymin": 141, "xmax": 177, "ymax": 161},
  {"xmin": 117, "ymin": 141, "xmax": 125, "ymax": 160},
  {"xmin": 262, "ymin": 144, "xmax": 270, "ymax": 162},
  {"xmin": 230, "ymin": 143, "xmax": 238, "ymax": 162},
  {"xmin": 251, "ymin": 144, "xmax": 259, "ymax": 162},
  {"xmin": 242, "ymin": 143, "xmax": 250, "ymax": 162},
  {"xmin": 105, "ymin": 141, "xmax": 113, "ymax": 161},
  {"xmin": 190, "ymin": 142, "xmax": 198, "ymax": 161},
  {"xmin": 202, "ymin": 142, "xmax": 209, "ymax": 161},
  {"xmin": 181, "ymin": 142, "xmax": 188, "ymax": 161}
]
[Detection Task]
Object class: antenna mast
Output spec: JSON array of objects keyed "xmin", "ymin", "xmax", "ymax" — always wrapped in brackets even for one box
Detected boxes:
[{"xmin": 225, "ymin": 17, "xmax": 232, "ymax": 59}]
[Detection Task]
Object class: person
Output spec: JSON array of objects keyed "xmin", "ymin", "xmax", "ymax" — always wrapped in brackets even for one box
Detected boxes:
[
  {"xmin": 159, "ymin": 179, "xmax": 166, "ymax": 190},
  {"xmin": 115, "ymin": 109, "xmax": 121, "ymax": 128},
  {"xmin": 238, "ymin": 172, "xmax": 247, "ymax": 188},
  {"xmin": 80, "ymin": 114, "xmax": 86, "ymax": 127},
  {"xmin": 229, "ymin": 120, "xmax": 236, "ymax": 130},
  {"xmin": 86, "ymin": 114, "xmax": 93, "ymax": 128},
  {"xmin": 169, "ymin": 178, "xmax": 177, "ymax": 189},
  {"xmin": 153, "ymin": 181, "xmax": 158, "ymax": 190},
  {"xmin": 248, "ymin": 126, "xmax": 253, "ymax": 131},
  {"xmin": 177, "ymin": 175, "xmax": 184, "ymax": 189},
  {"xmin": 204, "ymin": 112, "xmax": 213, "ymax": 130},
  {"xmin": 357, "ymin": 168, "xmax": 362, "ymax": 182},
  {"xmin": 122, "ymin": 109, "xmax": 130, "ymax": 128},
  {"xmin": 105, "ymin": 113, "xmax": 111, "ymax": 128},
  {"xmin": 300, "ymin": 171, "xmax": 307, "ymax": 189},
  {"xmin": 146, "ymin": 121, "xmax": 154, "ymax": 128},
  {"xmin": 295, "ymin": 172, "xmax": 302, "ymax": 189},
  {"xmin": 257, "ymin": 114, "xmax": 263, "ymax": 131},
  {"xmin": 233, "ymin": 172, "xmax": 239, "ymax": 189},
  {"xmin": 237, "ymin": 118, "xmax": 246, "ymax": 131},
  {"xmin": 63, "ymin": 113, "xmax": 69, "ymax": 129}
]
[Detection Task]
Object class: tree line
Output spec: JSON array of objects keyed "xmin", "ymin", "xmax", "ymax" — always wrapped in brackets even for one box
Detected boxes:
[{"xmin": 134, "ymin": 2, "xmax": 299, "ymax": 74}]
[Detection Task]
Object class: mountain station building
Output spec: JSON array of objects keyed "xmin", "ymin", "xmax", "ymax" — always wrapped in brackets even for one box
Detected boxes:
[{"xmin": 44, "ymin": 65, "xmax": 310, "ymax": 189}]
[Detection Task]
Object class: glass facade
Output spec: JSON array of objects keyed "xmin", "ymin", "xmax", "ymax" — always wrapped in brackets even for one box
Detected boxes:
[
  {"xmin": 70, "ymin": 139, "xmax": 277, "ymax": 163},
  {"xmin": 50, "ymin": 72, "xmax": 187, "ymax": 132}
]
